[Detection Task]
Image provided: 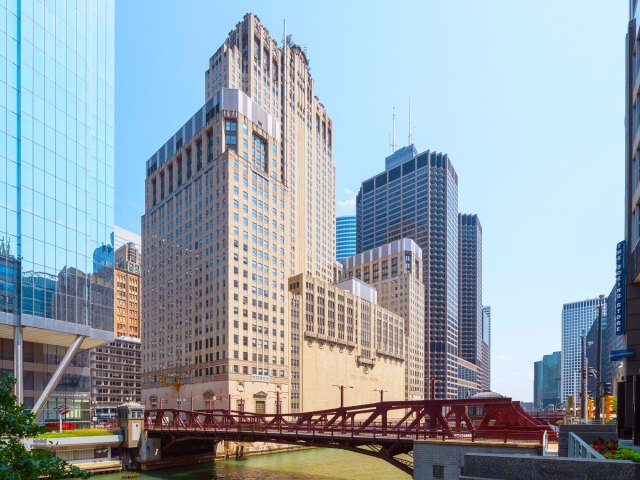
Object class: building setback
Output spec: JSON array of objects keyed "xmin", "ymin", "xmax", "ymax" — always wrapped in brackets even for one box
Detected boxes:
[
  {"xmin": 357, "ymin": 144, "xmax": 461, "ymax": 399},
  {"xmin": 288, "ymin": 274, "xmax": 406, "ymax": 411},
  {"xmin": 0, "ymin": 0, "xmax": 115, "ymax": 425},
  {"xmin": 560, "ymin": 298, "xmax": 606, "ymax": 404},
  {"xmin": 340, "ymin": 239, "xmax": 425, "ymax": 400}
]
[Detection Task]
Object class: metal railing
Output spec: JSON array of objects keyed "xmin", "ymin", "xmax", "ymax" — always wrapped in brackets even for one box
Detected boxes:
[{"xmin": 567, "ymin": 432, "xmax": 605, "ymax": 460}]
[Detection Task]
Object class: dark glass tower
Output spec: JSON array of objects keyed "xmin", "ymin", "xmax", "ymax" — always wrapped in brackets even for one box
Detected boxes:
[
  {"xmin": 458, "ymin": 213, "xmax": 488, "ymax": 393},
  {"xmin": 356, "ymin": 145, "xmax": 459, "ymax": 399}
]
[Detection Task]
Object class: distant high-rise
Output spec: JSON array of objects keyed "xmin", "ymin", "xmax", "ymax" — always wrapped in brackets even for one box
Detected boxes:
[
  {"xmin": 0, "ymin": 0, "xmax": 115, "ymax": 425},
  {"xmin": 533, "ymin": 351, "xmax": 561, "ymax": 410},
  {"xmin": 113, "ymin": 226, "xmax": 142, "ymax": 252},
  {"xmin": 458, "ymin": 213, "xmax": 488, "ymax": 395},
  {"xmin": 481, "ymin": 305, "xmax": 491, "ymax": 391},
  {"xmin": 560, "ymin": 298, "xmax": 606, "ymax": 403},
  {"xmin": 357, "ymin": 145, "xmax": 460, "ymax": 399},
  {"xmin": 336, "ymin": 216, "xmax": 357, "ymax": 261}
]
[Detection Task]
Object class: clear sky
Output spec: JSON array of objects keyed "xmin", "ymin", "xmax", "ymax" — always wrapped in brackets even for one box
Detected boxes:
[{"xmin": 115, "ymin": 0, "xmax": 626, "ymax": 401}]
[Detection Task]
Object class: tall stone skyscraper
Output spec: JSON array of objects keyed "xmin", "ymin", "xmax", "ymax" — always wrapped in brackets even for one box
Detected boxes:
[
  {"xmin": 142, "ymin": 14, "xmax": 335, "ymax": 412},
  {"xmin": 0, "ymin": 0, "xmax": 115, "ymax": 424},
  {"xmin": 356, "ymin": 145, "xmax": 460, "ymax": 399},
  {"xmin": 458, "ymin": 214, "xmax": 489, "ymax": 393},
  {"xmin": 204, "ymin": 14, "xmax": 335, "ymax": 281}
]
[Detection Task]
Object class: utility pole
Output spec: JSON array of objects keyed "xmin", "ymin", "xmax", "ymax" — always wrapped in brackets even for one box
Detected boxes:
[
  {"xmin": 595, "ymin": 294, "xmax": 605, "ymax": 421},
  {"xmin": 332, "ymin": 384, "xmax": 353, "ymax": 408}
]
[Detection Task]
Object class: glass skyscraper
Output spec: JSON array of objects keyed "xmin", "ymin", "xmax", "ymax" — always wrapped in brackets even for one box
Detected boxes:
[
  {"xmin": 533, "ymin": 351, "xmax": 561, "ymax": 410},
  {"xmin": 0, "ymin": 0, "xmax": 114, "ymax": 424},
  {"xmin": 560, "ymin": 297, "xmax": 605, "ymax": 404},
  {"xmin": 356, "ymin": 144, "xmax": 460, "ymax": 399},
  {"xmin": 336, "ymin": 215, "xmax": 356, "ymax": 261}
]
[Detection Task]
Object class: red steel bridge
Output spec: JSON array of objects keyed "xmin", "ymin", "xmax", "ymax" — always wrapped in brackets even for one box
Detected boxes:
[{"xmin": 144, "ymin": 397, "xmax": 556, "ymax": 475}]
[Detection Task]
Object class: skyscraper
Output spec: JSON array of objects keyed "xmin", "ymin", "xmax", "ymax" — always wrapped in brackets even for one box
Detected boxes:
[
  {"xmin": 142, "ymin": 14, "xmax": 335, "ymax": 411},
  {"xmin": 357, "ymin": 145, "xmax": 460, "ymax": 399},
  {"xmin": 204, "ymin": 14, "xmax": 335, "ymax": 282},
  {"xmin": 458, "ymin": 213, "xmax": 487, "ymax": 395},
  {"xmin": 336, "ymin": 216, "xmax": 356, "ymax": 261},
  {"xmin": 560, "ymin": 298, "xmax": 606, "ymax": 403},
  {"xmin": 623, "ymin": 0, "xmax": 640, "ymax": 439},
  {"xmin": 533, "ymin": 351, "xmax": 561, "ymax": 410},
  {"xmin": 0, "ymin": 0, "xmax": 115, "ymax": 424}
]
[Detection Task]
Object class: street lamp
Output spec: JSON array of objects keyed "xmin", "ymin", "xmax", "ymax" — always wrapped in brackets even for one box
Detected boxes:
[
  {"xmin": 332, "ymin": 384, "xmax": 354, "ymax": 408},
  {"xmin": 373, "ymin": 389, "xmax": 387, "ymax": 402}
]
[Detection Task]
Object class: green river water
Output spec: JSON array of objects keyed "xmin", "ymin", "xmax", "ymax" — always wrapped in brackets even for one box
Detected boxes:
[{"xmin": 83, "ymin": 448, "xmax": 410, "ymax": 480}]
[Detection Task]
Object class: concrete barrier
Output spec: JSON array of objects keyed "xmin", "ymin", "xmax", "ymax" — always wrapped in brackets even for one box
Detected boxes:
[
  {"xmin": 558, "ymin": 424, "xmax": 617, "ymax": 457},
  {"xmin": 460, "ymin": 453, "xmax": 639, "ymax": 480}
]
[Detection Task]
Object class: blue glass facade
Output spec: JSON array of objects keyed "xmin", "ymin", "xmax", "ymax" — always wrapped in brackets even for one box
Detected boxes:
[
  {"xmin": 0, "ymin": 0, "xmax": 114, "ymax": 421},
  {"xmin": 533, "ymin": 352, "xmax": 561, "ymax": 410},
  {"xmin": 336, "ymin": 215, "xmax": 356, "ymax": 261},
  {"xmin": 356, "ymin": 145, "xmax": 459, "ymax": 399}
]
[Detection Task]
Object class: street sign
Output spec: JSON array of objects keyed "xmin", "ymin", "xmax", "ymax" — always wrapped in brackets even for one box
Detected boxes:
[{"xmin": 610, "ymin": 348, "xmax": 635, "ymax": 362}]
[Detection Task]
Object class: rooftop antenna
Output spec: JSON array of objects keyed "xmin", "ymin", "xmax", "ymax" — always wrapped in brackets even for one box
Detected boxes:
[
  {"xmin": 408, "ymin": 97, "xmax": 413, "ymax": 145},
  {"xmin": 389, "ymin": 107, "xmax": 396, "ymax": 152}
]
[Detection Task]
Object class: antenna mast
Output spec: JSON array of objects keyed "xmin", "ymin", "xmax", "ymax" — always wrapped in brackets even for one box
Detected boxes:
[
  {"xmin": 408, "ymin": 97, "xmax": 413, "ymax": 145},
  {"xmin": 389, "ymin": 107, "xmax": 396, "ymax": 152}
]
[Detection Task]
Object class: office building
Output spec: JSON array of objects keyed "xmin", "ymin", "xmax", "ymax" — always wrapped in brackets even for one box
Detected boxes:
[
  {"xmin": 113, "ymin": 225, "xmax": 142, "ymax": 252},
  {"xmin": 90, "ymin": 336, "xmax": 141, "ymax": 420},
  {"xmin": 357, "ymin": 145, "xmax": 460, "ymax": 398},
  {"xmin": 458, "ymin": 213, "xmax": 488, "ymax": 395},
  {"xmin": 340, "ymin": 238, "xmax": 425, "ymax": 400},
  {"xmin": 623, "ymin": 0, "xmax": 640, "ymax": 438},
  {"xmin": 114, "ymin": 243, "xmax": 141, "ymax": 338},
  {"xmin": 481, "ymin": 306, "xmax": 491, "ymax": 391},
  {"xmin": 90, "ymin": 242, "xmax": 141, "ymax": 418},
  {"xmin": 560, "ymin": 298, "xmax": 606, "ymax": 403},
  {"xmin": 0, "ymin": 0, "xmax": 115, "ymax": 425},
  {"xmin": 533, "ymin": 352, "xmax": 561, "ymax": 410},
  {"xmin": 336, "ymin": 216, "xmax": 356, "ymax": 261},
  {"xmin": 288, "ymin": 274, "xmax": 406, "ymax": 411},
  {"xmin": 204, "ymin": 13, "xmax": 336, "ymax": 282}
]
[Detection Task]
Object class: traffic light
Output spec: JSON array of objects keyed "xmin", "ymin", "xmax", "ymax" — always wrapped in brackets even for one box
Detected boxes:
[
  {"xmin": 603, "ymin": 383, "xmax": 612, "ymax": 396},
  {"xmin": 588, "ymin": 397, "xmax": 595, "ymax": 419},
  {"xmin": 605, "ymin": 395, "xmax": 612, "ymax": 422}
]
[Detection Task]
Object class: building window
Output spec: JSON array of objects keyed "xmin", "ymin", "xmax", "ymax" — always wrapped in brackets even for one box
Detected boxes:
[{"xmin": 433, "ymin": 465, "xmax": 444, "ymax": 478}]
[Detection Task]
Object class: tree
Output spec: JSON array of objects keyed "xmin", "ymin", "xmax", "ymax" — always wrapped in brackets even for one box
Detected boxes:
[{"xmin": 0, "ymin": 374, "xmax": 91, "ymax": 479}]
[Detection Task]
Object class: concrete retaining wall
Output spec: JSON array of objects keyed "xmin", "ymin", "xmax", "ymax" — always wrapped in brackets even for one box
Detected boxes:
[
  {"xmin": 460, "ymin": 453, "xmax": 639, "ymax": 480},
  {"xmin": 413, "ymin": 441, "xmax": 541, "ymax": 480},
  {"xmin": 558, "ymin": 424, "xmax": 617, "ymax": 457}
]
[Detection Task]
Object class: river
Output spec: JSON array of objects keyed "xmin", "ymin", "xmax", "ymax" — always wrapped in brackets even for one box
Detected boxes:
[{"xmin": 83, "ymin": 448, "xmax": 411, "ymax": 480}]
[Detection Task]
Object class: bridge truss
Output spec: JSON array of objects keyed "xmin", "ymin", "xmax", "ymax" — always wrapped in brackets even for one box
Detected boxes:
[{"xmin": 144, "ymin": 397, "xmax": 555, "ymax": 475}]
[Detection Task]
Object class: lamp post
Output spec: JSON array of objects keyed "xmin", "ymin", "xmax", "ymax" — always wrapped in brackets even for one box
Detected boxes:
[
  {"xmin": 332, "ymin": 384, "xmax": 353, "ymax": 408},
  {"xmin": 595, "ymin": 294, "xmax": 605, "ymax": 421},
  {"xmin": 374, "ymin": 389, "xmax": 387, "ymax": 402}
]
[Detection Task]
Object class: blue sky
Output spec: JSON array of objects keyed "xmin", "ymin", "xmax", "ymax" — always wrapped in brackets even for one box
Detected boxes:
[{"xmin": 115, "ymin": 1, "xmax": 625, "ymax": 401}]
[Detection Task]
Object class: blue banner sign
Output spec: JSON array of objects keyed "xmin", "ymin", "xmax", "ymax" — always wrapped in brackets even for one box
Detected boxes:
[
  {"xmin": 616, "ymin": 240, "xmax": 626, "ymax": 335},
  {"xmin": 610, "ymin": 348, "xmax": 635, "ymax": 361}
]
